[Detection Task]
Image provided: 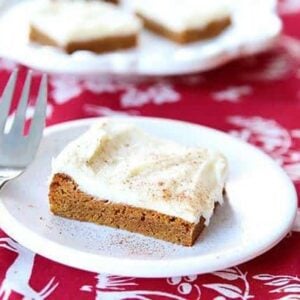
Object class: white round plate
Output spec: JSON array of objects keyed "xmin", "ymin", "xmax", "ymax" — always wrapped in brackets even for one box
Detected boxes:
[
  {"xmin": 0, "ymin": 0, "xmax": 281, "ymax": 75},
  {"xmin": 0, "ymin": 117, "xmax": 297, "ymax": 278}
]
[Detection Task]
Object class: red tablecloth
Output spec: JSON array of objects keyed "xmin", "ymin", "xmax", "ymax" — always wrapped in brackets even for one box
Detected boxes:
[{"xmin": 1, "ymin": 2, "xmax": 300, "ymax": 299}]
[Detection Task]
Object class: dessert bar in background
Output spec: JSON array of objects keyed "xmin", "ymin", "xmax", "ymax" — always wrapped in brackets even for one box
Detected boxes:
[
  {"xmin": 134, "ymin": 0, "xmax": 232, "ymax": 43},
  {"xmin": 29, "ymin": 1, "xmax": 141, "ymax": 54},
  {"xmin": 49, "ymin": 120, "xmax": 228, "ymax": 246}
]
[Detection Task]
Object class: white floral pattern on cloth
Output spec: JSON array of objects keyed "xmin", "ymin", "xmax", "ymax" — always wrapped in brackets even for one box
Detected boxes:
[
  {"xmin": 227, "ymin": 115, "xmax": 300, "ymax": 182},
  {"xmin": 83, "ymin": 104, "xmax": 139, "ymax": 117},
  {"xmin": 0, "ymin": 237, "xmax": 58, "ymax": 300},
  {"xmin": 49, "ymin": 75, "xmax": 181, "ymax": 107},
  {"xmin": 241, "ymin": 51, "xmax": 295, "ymax": 82},
  {"xmin": 50, "ymin": 76, "xmax": 83, "ymax": 105},
  {"xmin": 212, "ymin": 86, "xmax": 252, "ymax": 103},
  {"xmin": 167, "ymin": 275, "xmax": 201, "ymax": 299},
  {"xmin": 1, "ymin": 232, "xmax": 298, "ymax": 300},
  {"xmin": 81, "ymin": 274, "xmax": 186, "ymax": 300},
  {"xmin": 120, "ymin": 83, "xmax": 181, "ymax": 108},
  {"xmin": 49, "ymin": 75, "xmax": 132, "ymax": 104},
  {"xmin": 78, "ymin": 267, "xmax": 256, "ymax": 300},
  {"xmin": 203, "ymin": 268, "xmax": 253, "ymax": 300},
  {"xmin": 253, "ymin": 273, "xmax": 300, "ymax": 299}
]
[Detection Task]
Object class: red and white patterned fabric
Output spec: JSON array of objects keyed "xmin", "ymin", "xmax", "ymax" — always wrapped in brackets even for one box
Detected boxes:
[{"xmin": 0, "ymin": 1, "xmax": 300, "ymax": 299}]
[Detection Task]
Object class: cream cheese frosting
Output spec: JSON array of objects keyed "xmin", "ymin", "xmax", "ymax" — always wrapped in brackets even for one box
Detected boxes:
[
  {"xmin": 134, "ymin": 0, "xmax": 232, "ymax": 32},
  {"xmin": 29, "ymin": 1, "xmax": 141, "ymax": 46},
  {"xmin": 52, "ymin": 120, "xmax": 228, "ymax": 224}
]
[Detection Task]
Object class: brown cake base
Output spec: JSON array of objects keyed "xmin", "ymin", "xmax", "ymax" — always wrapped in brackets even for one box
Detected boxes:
[
  {"xmin": 49, "ymin": 173, "xmax": 207, "ymax": 246},
  {"xmin": 136, "ymin": 13, "xmax": 231, "ymax": 44},
  {"xmin": 29, "ymin": 25, "xmax": 138, "ymax": 54},
  {"xmin": 104, "ymin": 0, "xmax": 119, "ymax": 4},
  {"xmin": 84, "ymin": 0, "xmax": 119, "ymax": 4}
]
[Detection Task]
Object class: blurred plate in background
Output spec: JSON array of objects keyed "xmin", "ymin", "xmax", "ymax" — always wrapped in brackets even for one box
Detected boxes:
[{"xmin": 0, "ymin": 0, "xmax": 281, "ymax": 75}]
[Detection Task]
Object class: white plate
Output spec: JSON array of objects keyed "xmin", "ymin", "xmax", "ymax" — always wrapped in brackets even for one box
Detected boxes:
[
  {"xmin": 0, "ymin": 0, "xmax": 281, "ymax": 75},
  {"xmin": 0, "ymin": 117, "xmax": 297, "ymax": 278}
]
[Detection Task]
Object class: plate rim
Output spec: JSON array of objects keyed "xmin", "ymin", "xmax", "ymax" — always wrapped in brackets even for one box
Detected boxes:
[{"xmin": 0, "ymin": 116, "xmax": 297, "ymax": 278}]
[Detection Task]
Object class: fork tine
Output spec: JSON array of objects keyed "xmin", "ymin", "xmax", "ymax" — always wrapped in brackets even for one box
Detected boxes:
[
  {"xmin": 28, "ymin": 74, "xmax": 47, "ymax": 147},
  {"xmin": 10, "ymin": 71, "xmax": 32, "ymax": 135},
  {"xmin": 0, "ymin": 70, "xmax": 18, "ymax": 133}
]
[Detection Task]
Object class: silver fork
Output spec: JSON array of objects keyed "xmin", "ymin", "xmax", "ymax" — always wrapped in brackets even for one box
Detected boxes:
[{"xmin": 0, "ymin": 70, "xmax": 47, "ymax": 189}]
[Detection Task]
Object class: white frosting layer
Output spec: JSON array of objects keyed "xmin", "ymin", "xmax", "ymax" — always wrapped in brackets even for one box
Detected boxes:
[
  {"xmin": 52, "ymin": 121, "xmax": 228, "ymax": 224},
  {"xmin": 30, "ymin": 1, "xmax": 141, "ymax": 46},
  {"xmin": 134, "ymin": 0, "xmax": 232, "ymax": 32}
]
